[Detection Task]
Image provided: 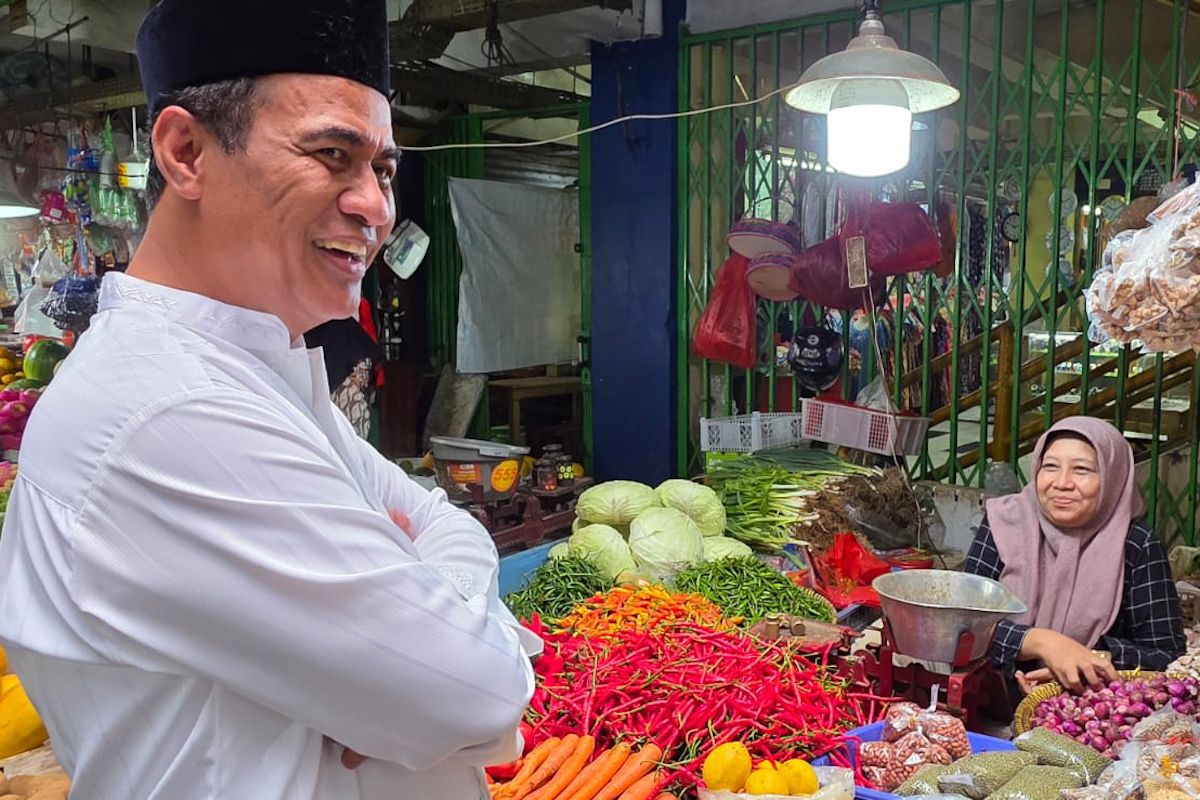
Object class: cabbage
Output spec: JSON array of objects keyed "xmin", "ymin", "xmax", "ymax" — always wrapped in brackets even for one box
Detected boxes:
[
  {"xmin": 568, "ymin": 524, "xmax": 636, "ymax": 581},
  {"xmin": 656, "ymin": 479, "xmax": 727, "ymax": 537},
  {"xmin": 548, "ymin": 542, "xmax": 571, "ymax": 560},
  {"xmin": 576, "ymin": 481, "xmax": 660, "ymax": 526},
  {"xmin": 573, "ymin": 516, "xmax": 630, "ymax": 539},
  {"xmin": 701, "ymin": 536, "xmax": 753, "ymax": 562},
  {"xmin": 628, "ymin": 507, "xmax": 704, "ymax": 582}
]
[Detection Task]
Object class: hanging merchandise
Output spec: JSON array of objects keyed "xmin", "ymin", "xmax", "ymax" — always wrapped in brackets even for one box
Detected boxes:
[
  {"xmin": 1087, "ymin": 178, "xmax": 1200, "ymax": 352},
  {"xmin": 14, "ymin": 247, "xmax": 67, "ymax": 336},
  {"xmin": 789, "ymin": 234, "xmax": 888, "ymax": 310},
  {"xmin": 41, "ymin": 227, "xmax": 99, "ymax": 334},
  {"xmin": 839, "ymin": 201, "xmax": 943, "ymax": 277},
  {"xmin": 692, "ymin": 253, "xmax": 757, "ymax": 369},
  {"xmin": 746, "ymin": 252, "xmax": 799, "ymax": 302},
  {"xmin": 726, "ymin": 218, "xmax": 800, "ymax": 259},
  {"xmin": 118, "ymin": 108, "xmax": 149, "ymax": 193},
  {"xmin": 787, "ymin": 325, "xmax": 843, "ymax": 393}
]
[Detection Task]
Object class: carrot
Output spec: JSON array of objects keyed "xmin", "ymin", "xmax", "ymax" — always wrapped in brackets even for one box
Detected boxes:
[
  {"xmin": 510, "ymin": 735, "xmax": 581, "ymax": 800},
  {"xmin": 559, "ymin": 743, "xmax": 632, "ymax": 800},
  {"xmin": 498, "ymin": 736, "xmax": 562, "ymax": 799},
  {"xmin": 615, "ymin": 772, "xmax": 660, "ymax": 800},
  {"xmin": 592, "ymin": 744, "xmax": 662, "ymax": 800},
  {"xmin": 525, "ymin": 735, "xmax": 595, "ymax": 800}
]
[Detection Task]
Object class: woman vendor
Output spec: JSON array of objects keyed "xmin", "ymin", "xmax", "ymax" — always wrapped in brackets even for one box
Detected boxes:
[{"xmin": 965, "ymin": 416, "xmax": 1185, "ymax": 696}]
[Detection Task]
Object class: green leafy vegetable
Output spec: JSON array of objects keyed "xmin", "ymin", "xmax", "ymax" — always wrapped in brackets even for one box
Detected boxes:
[{"xmin": 655, "ymin": 479, "xmax": 727, "ymax": 537}]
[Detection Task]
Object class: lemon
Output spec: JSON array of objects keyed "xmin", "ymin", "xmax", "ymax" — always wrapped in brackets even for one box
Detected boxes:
[
  {"xmin": 702, "ymin": 742, "xmax": 752, "ymax": 792},
  {"xmin": 780, "ymin": 759, "xmax": 820, "ymax": 796},
  {"xmin": 744, "ymin": 767, "xmax": 791, "ymax": 796}
]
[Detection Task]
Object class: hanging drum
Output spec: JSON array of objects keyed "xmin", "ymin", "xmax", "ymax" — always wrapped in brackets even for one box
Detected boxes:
[
  {"xmin": 746, "ymin": 252, "xmax": 799, "ymax": 302},
  {"xmin": 787, "ymin": 326, "xmax": 843, "ymax": 393},
  {"xmin": 726, "ymin": 218, "xmax": 800, "ymax": 259}
]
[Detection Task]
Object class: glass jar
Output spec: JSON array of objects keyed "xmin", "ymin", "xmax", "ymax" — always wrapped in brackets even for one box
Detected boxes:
[
  {"xmin": 535, "ymin": 457, "xmax": 558, "ymax": 492},
  {"xmin": 556, "ymin": 454, "xmax": 575, "ymax": 487}
]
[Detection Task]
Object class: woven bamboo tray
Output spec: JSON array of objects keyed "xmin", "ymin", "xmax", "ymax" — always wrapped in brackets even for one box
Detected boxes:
[{"xmin": 1013, "ymin": 670, "xmax": 1154, "ymax": 735}]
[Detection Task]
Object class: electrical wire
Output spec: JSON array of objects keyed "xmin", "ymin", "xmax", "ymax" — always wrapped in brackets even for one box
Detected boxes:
[{"xmin": 398, "ymin": 79, "xmax": 801, "ymax": 152}]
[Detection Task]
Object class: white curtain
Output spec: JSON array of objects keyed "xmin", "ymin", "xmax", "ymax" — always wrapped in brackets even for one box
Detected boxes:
[{"xmin": 449, "ymin": 177, "xmax": 581, "ymax": 373}]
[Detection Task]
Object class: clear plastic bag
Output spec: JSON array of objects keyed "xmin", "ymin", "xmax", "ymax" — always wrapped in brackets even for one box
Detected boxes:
[
  {"xmin": 896, "ymin": 765, "xmax": 953, "ymax": 796},
  {"xmin": 1015, "ymin": 727, "xmax": 1112, "ymax": 784},
  {"xmin": 918, "ymin": 710, "xmax": 971, "ymax": 760},
  {"xmin": 1086, "ymin": 184, "xmax": 1200, "ymax": 353},
  {"xmin": 987, "ymin": 765, "xmax": 1082, "ymax": 800},
  {"xmin": 883, "ymin": 702, "xmax": 923, "ymax": 743},
  {"xmin": 937, "ymin": 752, "xmax": 1037, "ymax": 800}
]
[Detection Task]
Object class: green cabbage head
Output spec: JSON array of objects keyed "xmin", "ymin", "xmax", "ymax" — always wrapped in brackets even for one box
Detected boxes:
[
  {"xmin": 576, "ymin": 481, "xmax": 660, "ymax": 526},
  {"xmin": 656, "ymin": 479, "xmax": 727, "ymax": 537},
  {"xmin": 628, "ymin": 507, "xmax": 704, "ymax": 582},
  {"xmin": 568, "ymin": 524, "xmax": 636, "ymax": 581},
  {"xmin": 701, "ymin": 536, "xmax": 754, "ymax": 561}
]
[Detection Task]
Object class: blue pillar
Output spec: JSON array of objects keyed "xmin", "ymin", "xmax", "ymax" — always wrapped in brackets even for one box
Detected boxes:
[{"xmin": 589, "ymin": 0, "xmax": 684, "ymax": 484}]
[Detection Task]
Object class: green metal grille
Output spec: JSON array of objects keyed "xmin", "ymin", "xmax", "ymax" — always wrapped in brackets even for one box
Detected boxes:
[{"xmin": 679, "ymin": 0, "xmax": 1200, "ymax": 546}]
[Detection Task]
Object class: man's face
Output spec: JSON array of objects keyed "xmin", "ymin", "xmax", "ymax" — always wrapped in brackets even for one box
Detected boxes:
[{"xmin": 201, "ymin": 74, "xmax": 398, "ymax": 336}]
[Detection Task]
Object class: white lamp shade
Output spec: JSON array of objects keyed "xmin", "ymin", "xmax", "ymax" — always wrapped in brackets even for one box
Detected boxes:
[
  {"xmin": 0, "ymin": 189, "xmax": 38, "ymax": 220},
  {"xmin": 826, "ymin": 80, "xmax": 913, "ymax": 177},
  {"xmin": 786, "ymin": 16, "xmax": 959, "ymax": 115}
]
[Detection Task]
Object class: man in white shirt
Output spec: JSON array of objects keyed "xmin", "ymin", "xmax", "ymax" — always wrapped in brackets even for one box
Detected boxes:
[{"xmin": 0, "ymin": 1, "xmax": 538, "ymax": 797}]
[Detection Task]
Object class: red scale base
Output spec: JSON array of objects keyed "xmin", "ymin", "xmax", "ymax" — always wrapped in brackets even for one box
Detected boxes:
[
  {"xmin": 838, "ymin": 621, "xmax": 1004, "ymax": 731},
  {"xmin": 460, "ymin": 478, "xmax": 594, "ymax": 553}
]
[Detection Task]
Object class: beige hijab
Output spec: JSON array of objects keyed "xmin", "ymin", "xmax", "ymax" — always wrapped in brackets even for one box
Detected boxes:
[{"xmin": 984, "ymin": 417, "xmax": 1141, "ymax": 648}]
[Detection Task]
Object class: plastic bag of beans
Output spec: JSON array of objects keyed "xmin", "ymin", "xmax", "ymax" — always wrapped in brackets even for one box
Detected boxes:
[
  {"xmin": 986, "ymin": 765, "xmax": 1082, "ymax": 800},
  {"xmin": 1015, "ymin": 727, "xmax": 1112, "ymax": 784},
  {"xmin": 884, "ymin": 703, "xmax": 924, "ymax": 743},
  {"xmin": 938, "ymin": 752, "xmax": 1037, "ymax": 799},
  {"xmin": 920, "ymin": 710, "xmax": 971, "ymax": 760},
  {"xmin": 896, "ymin": 765, "xmax": 954, "ymax": 796}
]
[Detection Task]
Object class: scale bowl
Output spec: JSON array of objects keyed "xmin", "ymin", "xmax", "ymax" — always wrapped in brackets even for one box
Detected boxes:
[{"xmin": 872, "ymin": 570, "xmax": 1027, "ymax": 664}]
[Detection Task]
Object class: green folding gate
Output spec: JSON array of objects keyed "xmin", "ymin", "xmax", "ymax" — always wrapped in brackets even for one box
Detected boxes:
[
  {"xmin": 424, "ymin": 106, "xmax": 594, "ymax": 467},
  {"xmin": 679, "ymin": 0, "xmax": 1200, "ymax": 545}
]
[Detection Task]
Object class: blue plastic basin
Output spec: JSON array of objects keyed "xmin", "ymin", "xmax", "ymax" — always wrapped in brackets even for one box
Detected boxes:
[{"xmin": 812, "ymin": 721, "xmax": 1014, "ymax": 800}]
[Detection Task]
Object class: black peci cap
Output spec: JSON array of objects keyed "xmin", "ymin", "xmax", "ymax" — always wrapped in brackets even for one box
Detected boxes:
[{"xmin": 136, "ymin": 0, "xmax": 391, "ymax": 114}]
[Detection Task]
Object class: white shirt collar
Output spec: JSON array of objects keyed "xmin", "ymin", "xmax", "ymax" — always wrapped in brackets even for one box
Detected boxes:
[{"xmin": 99, "ymin": 271, "xmax": 295, "ymax": 352}]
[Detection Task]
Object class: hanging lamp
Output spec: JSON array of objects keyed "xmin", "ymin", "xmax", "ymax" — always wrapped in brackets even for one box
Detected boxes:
[
  {"xmin": 785, "ymin": 0, "xmax": 960, "ymax": 177},
  {"xmin": 0, "ymin": 189, "xmax": 38, "ymax": 220}
]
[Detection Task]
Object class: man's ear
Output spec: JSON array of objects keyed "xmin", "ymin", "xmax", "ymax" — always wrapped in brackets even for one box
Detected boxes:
[{"xmin": 150, "ymin": 106, "xmax": 209, "ymax": 202}]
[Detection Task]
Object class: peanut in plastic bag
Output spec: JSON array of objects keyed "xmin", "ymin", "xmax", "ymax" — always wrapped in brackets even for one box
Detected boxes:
[{"xmin": 884, "ymin": 703, "xmax": 923, "ymax": 743}]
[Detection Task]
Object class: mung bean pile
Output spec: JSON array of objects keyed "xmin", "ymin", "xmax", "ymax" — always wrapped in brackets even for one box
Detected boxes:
[{"xmin": 675, "ymin": 556, "xmax": 837, "ymax": 624}]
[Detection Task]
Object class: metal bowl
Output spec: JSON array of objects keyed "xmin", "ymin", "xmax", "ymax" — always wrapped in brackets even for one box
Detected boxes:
[{"xmin": 872, "ymin": 570, "xmax": 1027, "ymax": 664}]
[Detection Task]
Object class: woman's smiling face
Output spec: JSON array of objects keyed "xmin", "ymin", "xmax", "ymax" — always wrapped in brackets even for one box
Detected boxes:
[{"xmin": 1036, "ymin": 435, "xmax": 1103, "ymax": 530}]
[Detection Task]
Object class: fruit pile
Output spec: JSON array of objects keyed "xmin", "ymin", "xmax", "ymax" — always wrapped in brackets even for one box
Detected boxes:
[
  {"xmin": 702, "ymin": 743, "xmax": 823, "ymax": 796},
  {"xmin": 0, "ymin": 345, "xmax": 24, "ymax": 387}
]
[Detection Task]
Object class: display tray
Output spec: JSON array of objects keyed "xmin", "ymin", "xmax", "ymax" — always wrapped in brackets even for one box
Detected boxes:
[
  {"xmin": 1012, "ymin": 669, "xmax": 1155, "ymax": 735},
  {"xmin": 811, "ymin": 721, "xmax": 1014, "ymax": 800}
]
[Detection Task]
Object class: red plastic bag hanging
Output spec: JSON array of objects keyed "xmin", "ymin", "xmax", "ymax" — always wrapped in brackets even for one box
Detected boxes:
[
  {"xmin": 692, "ymin": 253, "xmax": 757, "ymax": 369},
  {"xmin": 841, "ymin": 201, "xmax": 943, "ymax": 277}
]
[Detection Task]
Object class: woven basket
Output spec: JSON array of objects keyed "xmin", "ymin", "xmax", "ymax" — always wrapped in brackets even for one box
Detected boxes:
[{"xmin": 1013, "ymin": 670, "xmax": 1155, "ymax": 735}]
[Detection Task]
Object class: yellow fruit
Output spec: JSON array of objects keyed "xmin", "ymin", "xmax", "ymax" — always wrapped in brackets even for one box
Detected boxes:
[
  {"xmin": 780, "ymin": 759, "xmax": 820, "ymax": 796},
  {"xmin": 0, "ymin": 677, "xmax": 48, "ymax": 759},
  {"xmin": 0, "ymin": 645, "xmax": 6, "ymax": 675},
  {"xmin": 702, "ymin": 742, "xmax": 753, "ymax": 792},
  {"xmin": 744, "ymin": 767, "xmax": 791, "ymax": 796}
]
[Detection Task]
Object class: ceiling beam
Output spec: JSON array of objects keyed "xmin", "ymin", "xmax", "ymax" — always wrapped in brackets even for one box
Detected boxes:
[
  {"xmin": 409, "ymin": 0, "xmax": 631, "ymax": 33},
  {"xmin": 393, "ymin": 61, "xmax": 583, "ymax": 109},
  {"xmin": 0, "ymin": 73, "xmax": 144, "ymax": 130}
]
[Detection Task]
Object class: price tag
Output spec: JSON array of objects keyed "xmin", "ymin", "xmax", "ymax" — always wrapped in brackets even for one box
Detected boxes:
[{"xmin": 845, "ymin": 236, "xmax": 868, "ymax": 289}]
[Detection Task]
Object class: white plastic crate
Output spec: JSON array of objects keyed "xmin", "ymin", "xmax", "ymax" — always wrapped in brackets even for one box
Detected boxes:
[
  {"xmin": 699, "ymin": 411, "xmax": 808, "ymax": 452},
  {"xmin": 799, "ymin": 400, "xmax": 929, "ymax": 456}
]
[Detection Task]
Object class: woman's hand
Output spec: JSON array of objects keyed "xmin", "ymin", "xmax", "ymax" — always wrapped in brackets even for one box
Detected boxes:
[{"xmin": 1021, "ymin": 628, "xmax": 1118, "ymax": 693}]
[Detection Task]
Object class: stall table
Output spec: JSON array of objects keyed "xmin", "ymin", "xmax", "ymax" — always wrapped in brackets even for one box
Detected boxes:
[{"xmin": 488, "ymin": 376, "xmax": 583, "ymax": 446}]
